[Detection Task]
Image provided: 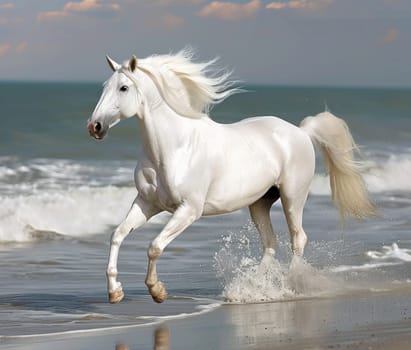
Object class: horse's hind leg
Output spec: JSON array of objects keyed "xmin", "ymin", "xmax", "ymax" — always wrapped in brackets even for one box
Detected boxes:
[
  {"xmin": 280, "ymin": 185, "xmax": 310, "ymax": 257},
  {"xmin": 249, "ymin": 187, "xmax": 280, "ymax": 265}
]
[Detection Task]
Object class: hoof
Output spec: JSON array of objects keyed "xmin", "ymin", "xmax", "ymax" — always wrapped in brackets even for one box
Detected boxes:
[
  {"xmin": 150, "ymin": 281, "xmax": 167, "ymax": 303},
  {"xmin": 109, "ymin": 288, "xmax": 124, "ymax": 304}
]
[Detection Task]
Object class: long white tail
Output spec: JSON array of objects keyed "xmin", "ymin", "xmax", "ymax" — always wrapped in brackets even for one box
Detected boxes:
[{"xmin": 300, "ymin": 111, "xmax": 377, "ymax": 220}]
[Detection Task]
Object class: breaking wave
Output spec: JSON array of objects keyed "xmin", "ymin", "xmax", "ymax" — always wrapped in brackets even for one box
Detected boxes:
[
  {"xmin": 0, "ymin": 186, "xmax": 136, "ymax": 242},
  {"xmin": 0, "ymin": 157, "xmax": 168, "ymax": 243},
  {"xmin": 1, "ymin": 150, "xmax": 411, "ymax": 243},
  {"xmin": 332, "ymin": 243, "xmax": 411, "ymax": 272}
]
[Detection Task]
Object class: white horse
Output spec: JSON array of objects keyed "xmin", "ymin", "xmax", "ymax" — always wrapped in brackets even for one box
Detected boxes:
[{"xmin": 87, "ymin": 49, "xmax": 376, "ymax": 304}]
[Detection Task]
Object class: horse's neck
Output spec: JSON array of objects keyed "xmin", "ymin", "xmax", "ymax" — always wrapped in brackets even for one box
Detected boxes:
[{"xmin": 138, "ymin": 102, "xmax": 200, "ymax": 166}]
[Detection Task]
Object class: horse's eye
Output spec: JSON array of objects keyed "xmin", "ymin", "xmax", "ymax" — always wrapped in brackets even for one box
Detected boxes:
[{"xmin": 120, "ymin": 85, "xmax": 129, "ymax": 92}]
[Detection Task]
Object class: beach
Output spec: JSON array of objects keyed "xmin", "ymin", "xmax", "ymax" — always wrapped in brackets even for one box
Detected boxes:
[
  {"xmin": 1, "ymin": 83, "xmax": 411, "ymax": 349},
  {"xmin": 2, "ymin": 290, "xmax": 411, "ymax": 349}
]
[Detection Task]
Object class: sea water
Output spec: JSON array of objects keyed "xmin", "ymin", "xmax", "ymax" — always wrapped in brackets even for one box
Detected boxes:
[{"xmin": 0, "ymin": 82, "xmax": 410, "ymax": 337}]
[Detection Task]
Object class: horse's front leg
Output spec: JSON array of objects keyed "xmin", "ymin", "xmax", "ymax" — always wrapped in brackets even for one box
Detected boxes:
[
  {"xmin": 107, "ymin": 197, "xmax": 159, "ymax": 304},
  {"xmin": 145, "ymin": 203, "xmax": 200, "ymax": 303}
]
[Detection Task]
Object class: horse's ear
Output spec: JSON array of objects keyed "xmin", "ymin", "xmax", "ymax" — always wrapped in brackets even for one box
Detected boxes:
[
  {"xmin": 106, "ymin": 55, "xmax": 120, "ymax": 72},
  {"xmin": 129, "ymin": 55, "xmax": 138, "ymax": 73}
]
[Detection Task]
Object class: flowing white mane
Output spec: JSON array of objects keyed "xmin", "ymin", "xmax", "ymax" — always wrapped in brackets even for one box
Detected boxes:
[{"xmin": 137, "ymin": 49, "xmax": 241, "ymax": 119}]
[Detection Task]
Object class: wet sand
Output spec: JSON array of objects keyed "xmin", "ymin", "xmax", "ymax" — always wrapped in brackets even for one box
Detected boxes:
[{"xmin": 2, "ymin": 290, "xmax": 411, "ymax": 350}]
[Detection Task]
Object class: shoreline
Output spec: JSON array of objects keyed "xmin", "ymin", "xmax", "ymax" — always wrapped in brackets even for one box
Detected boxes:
[{"xmin": 2, "ymin": 290, "xmax": 411, "ymax": 350}]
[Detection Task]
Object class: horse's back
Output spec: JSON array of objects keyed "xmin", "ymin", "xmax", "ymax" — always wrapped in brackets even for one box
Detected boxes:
[
  {"xmin": 229, "ymin": 116, "xmax": 314, "ymax": 164},
  {"xmin": 242, "ymin": 115, "xmax": 316, "ymax": 181},
  {"xmin": 231, "ymin": 115, "xmax": 303, "ymax": 141}
]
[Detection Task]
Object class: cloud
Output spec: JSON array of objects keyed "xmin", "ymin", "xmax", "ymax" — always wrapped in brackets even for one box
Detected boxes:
[
  {"xmin": 64, "ymin": 0, "xmax": 120, "ymax": 13},
  {"xmin": 198, "ymin": 0, "xmax": 260, "ymax": 20},
  {"xmin": 38, "ymin": 0, "xmax": 120, "ymax": 21},
  {"xmin": 38, "ymin": 11, "xmax": 69, "ymax": 22},
  {"xmin": 0, "ymin": 3, "xmax": 22, "ymax": 26},
  {"xmin": 0, "ymin": 44, "xmax": 11, "ymax": 58},
  {"xmin": 266, "ymin": 0, "xmax": 333, "ymax": 11},
  {"xmin": 16, "ymin": 41, "xmax": 28, "ymax": 54},
  {"xmin": 0, "ymin": 3, "xmax": 14, "ymax": 10},
  {"xmin": 162, "ymin": 14, "xmax": 184, "ymax": 29},
  {"xmin": 0, "ymin": 41, "xmax": 27, "ymax": 58},
  {"xmin": 0, "ymin": 17, "xmax": 23, "ymax": 25},
  {"xmin": 152, "ymin": 0, "xmax": 204, "ymax": 5},
  {"xmin": 382, "ymin": 28, "xmax": 399, "ymax": 44}
]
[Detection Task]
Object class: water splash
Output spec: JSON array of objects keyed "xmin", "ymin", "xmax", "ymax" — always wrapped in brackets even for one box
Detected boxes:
[{"xmin": 214, "ymin": 225, "xmax": 342, "ymax": 303}]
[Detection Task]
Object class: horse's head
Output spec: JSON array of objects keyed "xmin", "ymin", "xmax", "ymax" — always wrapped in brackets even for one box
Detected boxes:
[
  {"xmin": 88, "ymin": 49, "xmax": 241, "ymax": 139},
  {"xmin": 87, "ymin": 55, "xmax": 143, "ymax": 140}
]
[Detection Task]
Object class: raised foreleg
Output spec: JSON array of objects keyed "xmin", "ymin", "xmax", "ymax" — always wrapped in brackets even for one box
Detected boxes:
[
  {"xmin": 145, "ymin": 202, "xmax": 200, "ymax": 303},
  {"xmin": 107, "ymin": 197, "xmax": 159, "ymax": 303}
]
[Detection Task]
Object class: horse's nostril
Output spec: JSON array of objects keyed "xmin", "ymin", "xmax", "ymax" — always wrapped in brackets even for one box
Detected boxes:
[{"xmin": 94, "ymin": 122, "xmax": 102, "ymax": 132}]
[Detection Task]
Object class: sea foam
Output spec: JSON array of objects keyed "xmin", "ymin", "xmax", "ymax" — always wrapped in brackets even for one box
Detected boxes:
[
  {"xmin": 332, "ymin": 243, "xmax": 411, "ymax": 272},
  {"xmin": 0, "ymin": 157, "xmax": 139, "ymax": 243},
  {"xmin": 1, "ymin": 150, "xmax": 411, "ymax": 243},
  {"xmin": 0, "ymin": 186, "xmax": 137, "ymax": 243}
]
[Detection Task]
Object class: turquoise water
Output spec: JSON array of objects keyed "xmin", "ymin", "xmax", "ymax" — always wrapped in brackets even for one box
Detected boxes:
[
  {"xmin": 1, "ymin": 82, "xmax": 410, "ymax": 159},
  {"xmin": 0, "ymin": 82, "xmax": 411, "ymax": 338}
]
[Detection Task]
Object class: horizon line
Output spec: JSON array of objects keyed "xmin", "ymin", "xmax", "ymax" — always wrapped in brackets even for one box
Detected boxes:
[{"xmin": 0, "ymin": 79, "xmax": 410, "ymax": 90}]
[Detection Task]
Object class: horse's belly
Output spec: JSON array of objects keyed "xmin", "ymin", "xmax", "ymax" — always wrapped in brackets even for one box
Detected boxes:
[
  {"xmin": 203, "ymin": 195, "xmax": 262, "ymax": 215},
  {"xmin": 203, "ymin": 166, "xmax": 279, "ymax": 215},
  {"xmin": 203, "ymin": 189, "xmax": 271, "ymax": 215}
]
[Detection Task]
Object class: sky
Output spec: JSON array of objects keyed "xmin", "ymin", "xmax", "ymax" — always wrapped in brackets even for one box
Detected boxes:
[{"xmin": 0, "ymin": 0, "xmax": 410, "ymax": 86}]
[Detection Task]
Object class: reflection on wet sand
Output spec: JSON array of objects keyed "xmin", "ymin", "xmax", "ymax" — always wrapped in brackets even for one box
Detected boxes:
[
  {"xmin": 226, "ymin": 299, "xmax": 326, "ymax": 348},
  {"xmin": 225, "ymin": 292, "xmax": 411, "ymax": 349},
  {"xmin": 153, "ymin": 326, "xmax": 170, "ymax": 350},
  {"xmin": 115, "ymin": 326, "xmax": 170, "ymax": 350},
  {"xmin": 111, "ymin": 293, "xmax": 411, "ymax": 350}
]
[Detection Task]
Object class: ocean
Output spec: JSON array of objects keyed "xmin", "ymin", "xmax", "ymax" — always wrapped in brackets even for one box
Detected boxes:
[{"xmin": 1, "ymin": 82, "xmax": 411, "ymax": 346}]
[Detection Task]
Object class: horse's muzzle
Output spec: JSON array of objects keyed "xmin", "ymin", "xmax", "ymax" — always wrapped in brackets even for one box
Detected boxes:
[{"xmin": 87, "ymin": 121, "xmax": 106, "ymax": 140}]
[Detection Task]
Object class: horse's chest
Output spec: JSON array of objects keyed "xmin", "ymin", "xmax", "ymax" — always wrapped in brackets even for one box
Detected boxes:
[{"xmin": 135, "ymin": 165, "xmax": 185, "ymax": 212}]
